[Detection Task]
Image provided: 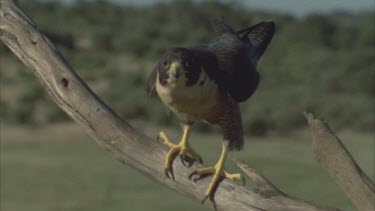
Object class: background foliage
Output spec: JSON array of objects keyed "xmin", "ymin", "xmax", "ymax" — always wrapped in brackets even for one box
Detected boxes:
[
  {"xmin": 1, "ymin": 0, "xmax": 374, "ymax": 135},
  {"xmin": 1, "ymin": 2, "xmax": 374, "ymax": 211}
]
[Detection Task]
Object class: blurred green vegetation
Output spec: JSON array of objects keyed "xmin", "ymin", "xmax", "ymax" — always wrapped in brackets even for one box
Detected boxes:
[
  {"xmin": 1, "ymin": 124, "xmax": 374, "ymax": 211},
  {"xmin": 1, "ymin": 0, "xmax": 374, "ymax": 135}
]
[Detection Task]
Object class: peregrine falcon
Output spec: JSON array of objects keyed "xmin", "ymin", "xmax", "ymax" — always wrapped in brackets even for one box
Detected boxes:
[{"xmin": 146, "ymin": 19, "xmax": 275, "ymax": 202}]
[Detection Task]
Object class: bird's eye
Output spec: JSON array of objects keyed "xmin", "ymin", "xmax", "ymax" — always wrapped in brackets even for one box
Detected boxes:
[{"xmin": 162, "ymin": 60, "xmax": 169, "ymax": 67}]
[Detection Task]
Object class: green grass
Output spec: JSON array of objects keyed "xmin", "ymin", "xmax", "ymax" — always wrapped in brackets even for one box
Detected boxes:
[{"xmin": 1, "ymin": 123, "xmax": 374, "ymax": 211}]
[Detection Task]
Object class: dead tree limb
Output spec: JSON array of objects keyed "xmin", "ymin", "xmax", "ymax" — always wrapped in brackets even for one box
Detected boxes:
[
  {"xmin": 304, "ymin": 113, "xmax": 375, "ymax": 211},
  {"xmin": 235, "ymin": 160, "xmax": 286, "ymax": 198},
  {"xmin": 0, "ymin": 0, "xmax": 344, "ymax": 210}
]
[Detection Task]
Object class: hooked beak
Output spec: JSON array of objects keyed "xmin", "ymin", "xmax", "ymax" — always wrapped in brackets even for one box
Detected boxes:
[
  {"xmin": 173, "ymin": 68, "xmax": 180, "ymax": 78},
  {"xmin": 168, "ymin": 61, "xmax": 183, "ymax": 81}
]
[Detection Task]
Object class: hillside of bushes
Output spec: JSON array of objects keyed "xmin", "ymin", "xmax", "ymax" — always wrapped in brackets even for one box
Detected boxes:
[{"xmin": 1, "ymin": 0, "xmax": 374, "ymax": 135}]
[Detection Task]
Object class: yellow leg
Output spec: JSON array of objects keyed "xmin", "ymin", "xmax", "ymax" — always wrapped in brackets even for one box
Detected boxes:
[
  {"xmin": 189, "ymin": 144, "xmax": 243, "ymax": 203},
  {"xmin": 158, "ymin": 125, "xmax": 203, "ymax": 179}
]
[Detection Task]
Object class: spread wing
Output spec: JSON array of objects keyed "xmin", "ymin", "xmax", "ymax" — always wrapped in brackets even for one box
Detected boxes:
[
  {"xmin": 206, "ymin": 19, "xmax": 261, "ymax": 102},
  {"xmin": 211, "ymin": 18, "xmax": 237, "ymax": 35},
  {"xmin": 237, "ymin": 21, "xmax": 275, "ymax": 60}
]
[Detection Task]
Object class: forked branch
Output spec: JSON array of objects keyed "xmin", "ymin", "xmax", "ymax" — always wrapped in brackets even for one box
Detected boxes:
[{"xmin": 1, "ymin": 0, "xmax": 370, "ymax": 210}]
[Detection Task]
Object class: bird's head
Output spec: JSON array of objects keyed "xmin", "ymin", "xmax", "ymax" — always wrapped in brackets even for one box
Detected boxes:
[{"xmin": 156, "ymin": 48, "xmax": 201, "ymax": 87}]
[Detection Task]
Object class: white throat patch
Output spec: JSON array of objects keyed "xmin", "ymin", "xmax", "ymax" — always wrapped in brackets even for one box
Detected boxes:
[{"xmin": 155, "ymin": 64, "xmax": 222, "ymax": 123}]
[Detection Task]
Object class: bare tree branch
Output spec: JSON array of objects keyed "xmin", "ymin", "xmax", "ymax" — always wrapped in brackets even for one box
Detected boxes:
[
  {"xmin": 304, "ymin": 112, "xmax": 375, "ymax": 211},
  {"xmin": 235, "ymin": 160, "xmax": 285, "ymax": 198},
  {"xmin": 0, "ymin": 0, "xmax": 344, "ymax": 210}
]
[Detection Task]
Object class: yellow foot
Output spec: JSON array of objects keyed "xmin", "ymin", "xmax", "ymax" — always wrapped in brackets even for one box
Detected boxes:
[
  {"xmin": 188, "ymin": 144, "xmax": 244, "ymax": 208},
  {"xmin": 188, "ymin": 164, "xmax": 244, "ymax": 205},
  {"xmin": 157, "ymin": 130, "xmax": 203, "ymax": 180}
]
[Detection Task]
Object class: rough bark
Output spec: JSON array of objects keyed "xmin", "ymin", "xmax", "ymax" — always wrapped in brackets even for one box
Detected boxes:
[
  {"xmin": 1, "ymin": 0, "xmax": 369, "ymax": 210},
  {"xmin": 304, "ymin": 113, "xmax": 375, "ymax": 211}
]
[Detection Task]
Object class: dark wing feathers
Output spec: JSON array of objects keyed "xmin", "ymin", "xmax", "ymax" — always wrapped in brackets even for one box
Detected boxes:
[
  {"xmin": 205, "ymin": 20, "xmax": 261, "ymax": 102},
  {"xmin": 220, "ymin": 49, "xmax": 259, "ymax": 103},
  {"xmin": 211, "ymin": 18, "xmax": 237, "ymax": 35},
  {"xmin": 192, "ymin": 43, "xmax": 258, "ymax": 103},
  {"xmin": 146, "ymin": 19, "xmax": 274, "ymax": 103},
  {"xmin": 206, "ymin": 19, "xmax": 274, "ymax": 102},
  {"xmin": 208, "ymin": 34, "xmax": 243, "ymax": 74},
  {"xmin": 238, "ymin": 21, "xmax": 275, "ymax": 59}
]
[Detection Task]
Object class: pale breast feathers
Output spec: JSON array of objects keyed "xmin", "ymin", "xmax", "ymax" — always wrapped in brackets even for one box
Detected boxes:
[{"xmin": 156, "ymin": 68, "xmax": 223, "ymax": 122}]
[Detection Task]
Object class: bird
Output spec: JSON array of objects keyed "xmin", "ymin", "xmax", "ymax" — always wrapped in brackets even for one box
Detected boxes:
[{"xmin": 146, "ymin": 19, "xmax": 275, "ymax": 203}]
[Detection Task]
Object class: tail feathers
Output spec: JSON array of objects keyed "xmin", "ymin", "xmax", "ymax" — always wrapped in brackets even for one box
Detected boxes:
[
  {"xmin": 219, "ymin": 100, "xmax": 244, "ymax": 151},
  {"xmin": 238, "ymin": 21, "xmax": 275, "ymax": 59}
]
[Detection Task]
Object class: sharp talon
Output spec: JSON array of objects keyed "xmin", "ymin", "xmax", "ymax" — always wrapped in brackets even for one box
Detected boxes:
[
  {"xmin": 201, "ymin": 195, "xmax": 209, "ymax": 204},
  {"xmin": 195, "ymin": 175, "xmax": 205, "ymax": 183},
  {"xmin": 165, "ymin": 168, "xmax": 175, "ymax": 180},
  {"xmin": 201, "ymin": 195, "xmax": 217, "ymax": 210},
  {"xmin": 192, "ymin": 174, "xmax": 202, "ymax": 183},
  {"xmin": 164, "ymin": 168, "xmax": 170, "ymax": 178},
  {"xmin": 180, "ymin": 155, "xmax": 186, "ymax": 166},
  {"xmin": 181, "ymin": 155, "xmax": 195, "ymax": 167},
  {"xmin": 194, "ymin": 177, "xmax": 203, "ymax": 183},
  {"xmin": 188, "ymin": 171, "xmax": 197, "ymax": 180},
  {"xmin": 158, "ymin": 128, "xmax": 202, "ymax": 182}
]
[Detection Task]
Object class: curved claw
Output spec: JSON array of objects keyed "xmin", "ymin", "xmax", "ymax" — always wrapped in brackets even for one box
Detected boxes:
[
  {"xmin": 188, "ymin": 170, "xmax": 211, "ymax": 183},
  {"xmin": 164, "ymin": 168, "xmax": 170, "ymax": 178},
  {"xmin": 164, "ymin": 167, "xmax": 175, "ymax": 180},
  {"xmin": 188, "ymin": 170, "xmax": 197, "ymax": 180},
  {"xmin": 180, "ymin": 154, "xmax": 198, "ymax": 167},
  {"xmin": 165, "ymin": 149, "xmax": 179, "ymax": 180},
  {"xmin": 158, "ymin": 129, "xmax": 203, "ymax": 181},
  {"xmin": 187, "ymin": 151, "xmax": 203, "ymax": 165},
  {"xmin": 201, "ymin": 195, "xmax": 209, "ymax": 204},
  {"xmin": 201, "ymin": 193, "xmax": 217, "ymax": 211},
  {"xmin": 188, "ymin": 170, "xmax": 204, "ymax": 183},
  {"xmin": 180, "ymin": 155, "xmax": 187, "ymax": 167}
]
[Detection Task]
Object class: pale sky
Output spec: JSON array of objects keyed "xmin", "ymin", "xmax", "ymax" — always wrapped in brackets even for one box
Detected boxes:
[
  {"xmin": 237, "ymin": 0, "xmax": 374, "ymax": 17},
  {"xmin": 56, "ymin": 0, "xmax": 374, "ymax": 17}
]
